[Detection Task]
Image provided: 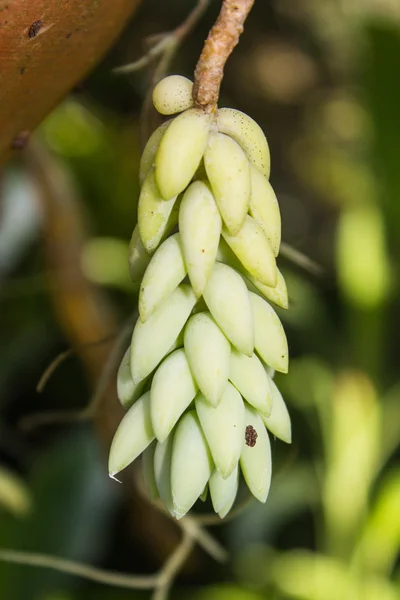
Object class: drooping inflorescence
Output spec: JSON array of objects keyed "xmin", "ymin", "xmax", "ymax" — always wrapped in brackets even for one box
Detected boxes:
[{"xmin": 109, "ymin": 75, "xmax": 291, "ymax": 520}]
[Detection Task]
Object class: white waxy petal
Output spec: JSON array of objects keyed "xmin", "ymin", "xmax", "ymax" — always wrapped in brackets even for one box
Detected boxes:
[
  {"xmin": 179, "ymin": 181, "xmax": 222, "ymax": 296},
  {"xmin": 155, "ymin": 108, "xmax": 211, "ymax": 199},
  {"xmin": 139, "ymin": 120, "xmax": 171, "ymax": 185},
  {"xmin": 247, "ymin": 269, "xmax": 289, "ymax": 310},
  {"xmin": 222, "ymin": 215, "xmax": 277, "ymax": 288},
  {"xmin": 217, "ymin": 108, "xmax": 271, "ymax": 178},
  {"xmin": 195, "ymin": 383, "xmax": 244, "ymax": 478},
  {"xmin": 138, "ymin": 170, "xmax": 177, "ymax": 254},
  {"xmin": 128, "ymin": 225, "xmax": 150, "ymax": 285},
  {"xmin": 250, "ymin": 292, "xmax": 289, "ymax": 373},
  {"xmin": 171, "ymin": 411, "xmax": 213, "ymax": 519},
  {"xmin": 229, "ymin": 349, "xmax": 272, "ymax": 415},
  {"xmin": 203, "ymin": 262, "xmax": 254, "ymax": 356},
  {"xmin": 131, "ymin": 284, "xmax": 197, "ymax": 384},
  {"xmin": 204, "ymin": 132, "xmax": 251, "ymax": 235},
  {"xmin": 261, "ymin": 377, "xmax": 292, "ymax": 443},
  {"xmin": 150, "ymin": 349, "xmax": 198, "ymax": 443},
  {"xmin": 184, "ymin": 312, "xmax": 231, "ymax": 407},
  {"xmin": 117, "ymin": 347, "xmax": 147, "ymax": 410},
  {"xmin": 142, "ymin": 442, "xmax": 159, "ymax": 501},
  {"xmin": 108, "ymin": 392, "xmax": 154, "ymax": 477},
  {"xmin": 139, "ymin": 233, "xmax": 186, "ymax": 321},
  {"xmin": 152, "ymin": 75, "xmax": 194, "ymax": 115},
  {"xmin": 240, "ymin": 403, "xmax": 272, "ymax": 503},
  {"xmin": 154, "ymin": 436, "xmax": 175, "ymax": 516},
  {"xmin": 249, "ymin": 164, "xmax": 281, "ymax": 256},
  {"xmin": 209, "ymin": 464, "xmax": 239, "ymax": 514}
]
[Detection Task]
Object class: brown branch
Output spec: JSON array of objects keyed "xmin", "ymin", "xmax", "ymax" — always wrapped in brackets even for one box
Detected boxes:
[{"xmin": 193, "ymin": 0, "xmax": 255, "ymax": 112}]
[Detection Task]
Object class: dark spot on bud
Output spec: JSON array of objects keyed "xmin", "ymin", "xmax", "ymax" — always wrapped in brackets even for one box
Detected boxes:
[
  {"xmin": 28, "ymin": 20, "xmax": 42, "ymax": 38},
  {"xmin": 245, "ymin": 425, "xmax": 257, "ymax": 447},
  {"xmin": 201, "ymin": 248, "xmax": 205, "ymax": 253},
  {"xmin": 19, "ymin": 67, "xmax": 26, "ymax": 75},
  {"xmin": 66, "ymin": 32, "xmax": 72, "ymax": 39},
  {"xmin": 11, "ymin": 130, "xmax": 30, "ymax": 150}
]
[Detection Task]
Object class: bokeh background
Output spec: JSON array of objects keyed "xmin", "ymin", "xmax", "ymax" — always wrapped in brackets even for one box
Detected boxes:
[{"xmin": 1, "ymin": 0, "xmax": 399, "ymax": 598}]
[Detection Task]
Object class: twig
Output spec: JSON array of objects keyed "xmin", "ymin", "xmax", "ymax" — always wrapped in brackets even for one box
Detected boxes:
[
  {"xmin": 193, "ymin": 0, "xmax": 255, "ymax": 112},
  {"xmin": 0, "ymin": 548, "xmax": 156, "ymax": 590},
  {"xmin": 113, "ymin": 0, "xmax": 210, "ymax": 76},
  {"xmin": 139, "ymin": 0, "xmax": 211, "ymax": 145},
  {"xmin": 0, "ymin": 531, "xmax": 195, "ymax": 597},
  {"xmin": 20, "ymin": 319, "xmax": 133, "ymax": 432},
  {"xmin": 280, "ymin": 242, "xmax": 323, "ymax": 277},
  {"xmin": 152, "ymin": 533, "xmax": 194, "ymax": 600}
]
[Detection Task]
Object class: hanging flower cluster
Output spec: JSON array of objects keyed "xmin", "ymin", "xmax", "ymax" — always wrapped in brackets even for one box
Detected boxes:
[{"xmin": 109, "ymin": 75, "xmax": 291, "ymax": 519}]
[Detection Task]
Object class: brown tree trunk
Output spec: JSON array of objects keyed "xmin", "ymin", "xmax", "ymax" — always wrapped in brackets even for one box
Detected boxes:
[{"xmin": 0, "ymin": 0, "xmax": 142, "ymax": 163}]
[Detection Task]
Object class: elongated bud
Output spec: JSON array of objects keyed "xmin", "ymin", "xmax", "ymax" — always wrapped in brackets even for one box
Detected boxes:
[
  {"xmin": 240, "ymin": 403, "xmax": 272, "ymax": 503},
  {"xmin": 138, "ymin": 170, "xmax": 178, "ymax": 254},
  {"xmin": 230, "ymin": 349, "xmax": 272, "ymax": 415},
  {"xmin": 154, "ymin": 436, "xmax": 175, "ymax": 516},
  {"xmin": 139, "ymin": 120, "xmax": 171, "ymax": 185},
  {"xmin": 150, "ymin": 349, "xmax": 197, "ymax": 443},
  {"xmin": 249, "ymin": 164, "xmax": 281, "ymax": 256},
  {"xmin": 222, "ymin": 216, "xmax": 277, "ymax": 288},
  {"xmin": 171, "ymin": 411, "xmax": 213, "ymax": 519},
  {"xmin": 217, "ymin": 108, "xmax": 271, "ymax": 178},
  {"xmin": 131, "ymin": 284, "xmax": 196, "ymax": 384},
  {"xmin": 203, "ymin": 262, "xmax": 254, "ymax": 356},
  {"xmin": 117, "ymin": 347, "xmax": 147, "ymax": 409},
  {"xmin": 204, "ymin": 132, "xmax": 250, "ymax": 235},
  {"xmin": 179, "ymin": 180, "xmax": 222, "ymax": 296},
  {"xmin": 261, "ymin": 376, "xmax": 292, "ymax": 443},
  {"xmin": 139, "ymin": 233, "xmax": 186, "ymax": 321},
  {"xmin": 155, "ymin": 108, "xmax": 211, "ymax": 199},
  {"xmin": 184, "ymin": 312, "xmax": 231, "ymax": 407},
  {"xmin": 250, "ymin": 292, "xmax": 289, "ymax": 373},
  {"xmin": 109, "ymin": 392, "xmax": 154, "ymax": 478},
  {"xmin": 209, "ymin": 464, "xmax": 239, "ymax": 515},
  {"xmin": 195, "ymin": 383, "xmax": 245, "ymax": 478}
]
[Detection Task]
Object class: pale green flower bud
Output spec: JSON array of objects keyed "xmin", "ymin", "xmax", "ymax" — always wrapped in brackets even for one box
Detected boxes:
[
  {"xmin": 229, "ymin": 349, "xmax": 272, "ymax": 415},
  {"xmin": 128, "ymin": 225, "xmax": 150, "ymax": 285},
  {"xmin": 155, "ymin": 108, "xmax": 211, "ymax": 199},
  {"xmin": 184, "ymin": 312, "xmax": 231, "ymax": 407},
  {"xmin": 222, "ymin": 215, "xmax": 277, "ymax": 288},
  {"xmin": 250, "ymin": 292, "xmax": 288, "ymax": 373},
  {"xmin": 139, "ymin": 120, "xmax": 171, "ymax": 185},
  {"xmin": 130, "ymin": 284, "xmax": 197, "ymax": 384},
  {"xmin": 154, "ymin": 436, "xmax": 175, "ymax": 516},
  {"xmin": 138, "ymin": 170, "xmax": 178, "ymax": 254},
  {"xmin": 152, "ymin": 75, "xmax": 194, "ymax": 115},
  {"xmin": 247, "ymin": 268, "xmax": 289, "ymax": 310},
  {"xmin": 117, "ymin": 347, "xmax": 147, "ymax": 409},
  {"xmin": 209, "ymin": 464, "xmax": 239, "ymax": 514},
  {"xmin": 240, "ymin": 403, "xmax": 272, "ymax": 503},
  {"xmin": 142, "ymin": 442, "xmax": 159, "ymax": 501},
  {"xmin": 179, "ymin": 180, "xmax": 222, "ymax": 296},
  {"xmin": 203, "ymin": 262, "xmax": 254, "ymax": 356},
  {"xmin": 195, "ymin": 382, "xmax": 244, "ymax": 478},
  {"xmin": 261, "ymin": 376, "xmax": 292, "ymax": 443},
  {"xmin": 139, "ymin": 233, "xmax": 186, "ymax": 322},
  {"xmin": 109, "ymin": 392, "xmax": 154, "ymax": 478},
  {"xmin": 204, "ymin": 132, "xmax": 250, "ymax": 235},
  {"xmin": 249, "ymin": 164, "xmax": 281, "ymax": 256},
  {"xmin": 217, "ymin": 108, "xmax": 271, "ymax": 178},
  {"xmin": 150, "ymin": 349, "xmax": 197, "ymax": 443},
  {"xmin": 171, "ymin": 411, "xmax": 213, "ymax": 519}
]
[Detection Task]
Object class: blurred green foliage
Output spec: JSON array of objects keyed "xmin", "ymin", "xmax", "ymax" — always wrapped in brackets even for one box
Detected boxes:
[{"xmin": 0, "ymin": 1, "xmax": 399, "ymax": 599}]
